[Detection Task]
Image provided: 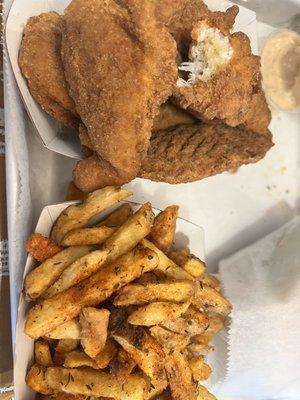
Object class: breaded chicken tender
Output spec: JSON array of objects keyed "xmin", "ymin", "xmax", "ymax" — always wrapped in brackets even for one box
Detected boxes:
[
  {"xmin": 139, "ymin": 123, "xmax": 273, "ymax": 183},
  {"xmin": 19, "ymin": 12, "xmax": 79, "ymax": 127},
  {"xmin": 62, "ymin": 0, "xmax": 178, "ymax": 192},
  {"xmin": 173, "ymin": 12, "xmax": 271, "ymax": 133}
]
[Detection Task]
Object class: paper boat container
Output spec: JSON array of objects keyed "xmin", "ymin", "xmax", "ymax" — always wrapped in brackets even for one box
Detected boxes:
[
  {"xmin": 5, "ymin": 0, "xmax": 257, "ymax": 159},
  {"xmin": 15, "ymin": 200, "xmax": 234, "ymax": 400}
]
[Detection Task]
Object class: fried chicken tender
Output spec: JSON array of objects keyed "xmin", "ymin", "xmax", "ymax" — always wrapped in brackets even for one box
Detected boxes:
[
  {"xmin": 19, "ymin": 12, "xmax": 79, "ymax": 127},
  {"xmin": 138, "ymin": 123, "xmax": 273, "ymax": 184},
  {"xmin": 153, "ymin": 102, "xmax": 196, "ymax": 132},
  {"xmin": 155, "ymin": 1, "xmax": 238, "ymax": 55},
  {"xmin": 173, "ymin": 14, "xmax": 271, "ymax": 134},
  {"xmin": 62, "ymin": 0, "xmax": 178, "ymax": 192}
]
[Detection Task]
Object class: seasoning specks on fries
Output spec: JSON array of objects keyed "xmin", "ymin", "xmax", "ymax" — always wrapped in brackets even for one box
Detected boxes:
[{"xmin": 24, "ymin": 186, "xmax": 231, "ymax": 400}]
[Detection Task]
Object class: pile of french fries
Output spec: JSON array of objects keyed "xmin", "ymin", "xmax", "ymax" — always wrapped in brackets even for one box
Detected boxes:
[{"xmin": 24, "ymin": 186, "xmax": 232, "ymax": 400}]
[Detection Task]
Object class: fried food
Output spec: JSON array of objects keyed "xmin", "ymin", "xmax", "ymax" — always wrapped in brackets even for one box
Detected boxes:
[
  {"xmin": 60, "ymin": 226, "xmax": 115, "ymax": 246},
  {"xmin": 62, "ymin": 0, "xmax": 177, "ymax": 191},
  {"xmin": 35, "ymin": 340, "xmax": 53, "ymax": 367},
  {"xmin": 63, "ymin": 350, "xmax": 99, "ymax": 369},
  {"xmin": 110, "ymin": 348, "xmax": 136, "ymax": 384},
  {"xmin": 26, "ymin": 365, "xmax": 52, "ymax": 395},
  {"xmin": 45, "ymin": 319, "xmax": 81, "ymax": 340},
  {"xmin": 139, "ymin": 123, "xmax": 273, "ymax": 184},
  {"xmin": 25, "ymin": 245, "xmax": 93, "ymax": 300},
  {"xmin": 19, "ymin": 12, "xmax": 79, "ymax": 127},
  {"xmin": 25, "ymin": 244, "xmax": 158, "ymax": 338},
  {"xmin": 26, "ymin": 233, "xmax": 61, "ymax": 262},
  {"xmin": 153, "ymin": 102, "xmax": 196, "ymax": 132},
  {"xmin": 173, "ymin": 11, "xmax": 271, "ymax": 133},
  {"xmin": 79, "ymin": 308, "xmax": 110, "ymax": 358},
  {"xmin": 148, "ymin": 205, "xmax": 179, "ymax": 253},
  {"xmin": 51, "ymin": 186, "xmax": 131, "ymax": 244}
]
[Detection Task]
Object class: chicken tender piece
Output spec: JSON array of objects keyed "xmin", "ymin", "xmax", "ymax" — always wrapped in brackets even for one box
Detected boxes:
[
  {"xmin": 19, "ymin": 12, "xmax": 79, "ymax": 127},
  {"xmin": 63, "ymin": 0, "xmax": 178, "ymax": 192},
  {"xmin": 153, "ymin": 102, "xmax": 196, "ymax": 132},
  {"xmin": 26, "ymin": 233, "xmax": 61, "ymax": 262},
  {"xmin": 173, "ymin": 15, "xmax": 271, "ymax": 134},
  {"xmin": 155, "ymin": 1, "xmax": 238, "ymax": 55},
  {"xmin": 139, "ymin": 123, "xmax": 273, "ymax": 183}
]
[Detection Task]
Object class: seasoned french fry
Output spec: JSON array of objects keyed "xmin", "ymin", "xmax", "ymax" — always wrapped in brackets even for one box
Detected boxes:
[
  {"xmin": 110, "ymin": 348, "xmax": 136, "ymax": 384},
  {"xmin": 35, "ymin": 340, "xmax": 53, "ymax": 367},
  {"xmin": 148, "ymin": 206, "xmax": 179, "ymax": 253},
  {"xmin": 199, "ymin": 272, "xmax": 221, "ymax": 292},
  {"xmin": 51, "ymin": 187, "xmax": 132, "ymax": 244},
  {"xmin": 40, "ymin": 394, "xmax": 86, "ymax": 400},
  {"xmin": 160, "ymin": 309, "xmax": 209, "ymax": 336},
  {"xmin": 80, "ymin": 308, "xmax": 110, "ymax": 358},
  {"xmin": 45, "ymin": 319, "xmax": 81, "ymax": 340},
  {"xmin": 165, "ymin": 351, "xmax": 196, "ymax": 400},
  {"xmin": 53, "ymin": 339, "xmax": 80, "ymax": 366},
  {"xmin": 168, "ymin": 248, "xmax": 190, "ymax": 266},
  {"xmin": 94, "ymin": 339, "xmax": 118, "ymax": 369},
  {"xmin": 188, "ymin": 356, "xmax": 212, "ymax": 381},
  {"xmin": 25, "ymin": 244, "xmax": 158, "ymax": 339},
  {"xmin": 149, "ymin": 326, "xmax": 190, "ymax": 352},
  {"xmin": 187, "ymin": 337, "xmax": 214, "ymax": 355},
  {"xmin": 45, "ymin": 367, "xmax": 147, "ymax": 400},
  {"xmin": 143, "ymin": 239, "xmax": 193, "ymax": 280},
  {"xmin": 193, "ymin": 283, "xmax": 232, "ymax": 316},
  {"xmin": 26, "ymin": 233, "xmax": 61, "ymax": 262},
  {"xmin": 206, "ymin": 315, "xmax": 225, "ymax": 335},
  {"xmin": 61, "ymin": 226, "xmax": 115, "ymax": 246},
  {"xmin": 64, "ymin": 350, "xmax": 99, "ymax": 369},
  {"xmin": 112, "ymin": 323, "xmax": 167, "ymax": 387},
  {"xmin": 182, "ymin": 256, "xmax": 205, "ymax": 278},
  {"xmin": 44, "ymin": 203, "xmax": 155, "ymax": 298},
  {"xmin": 96, "ymin": 203, "xmax": 133, "ymax": 227},
  {"xmin": 196, "ymin": 385, "xmax": 217, "ymax": 400},
  {"xmin": 128, "ymin": 301, "xmax": 190, "ymax": 326},
  {"xmin": 135, "ymin": 272, "xmax": 160, "ymax": 285},
  {"xmin": 114, "ymin": 281, "xmax": 195, "ymax": 306},
  {"xmin": 26, "ymin": 364, "xmax": 52, "ymax": 395},
  {"xmin": 25, "ymin": 246, "xmax": 93, "ymax": 300},
  {"xmin": 184, "ymin": 307, "xmax": 210, "ymax": 331}
]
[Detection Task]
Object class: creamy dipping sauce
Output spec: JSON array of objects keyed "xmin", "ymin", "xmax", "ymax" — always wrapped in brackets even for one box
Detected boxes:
[{"xmin": 261, "ymin": 30, "xmax": 300, "ymax": 111}]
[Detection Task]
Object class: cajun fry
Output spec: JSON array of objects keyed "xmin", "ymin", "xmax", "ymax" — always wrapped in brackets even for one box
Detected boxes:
[
  {"xmin": 51, "ymin": 187, "xmax": 132, "ymax": 244},
  {"xmin": 25, "ymin": 245, "xmax": 93, "ymax": 300},
  {"xmin": 199, "ymin": 272, "xmax": 221, "ymax": 292},
  {"xmin": 149, "ymin": 326, "xmax": 190, "ymax": 352},
  {"xmin": 188, "ymin": 356, "xmax": 212, "ymax": 381},
  {"xmin": 128, "ymin": 301, "xmax": 191, "ymax": 326},
  {"xmin": 53, "ymin": 339, "xmax": 80, "ymax": 365},
  {"xmin": 25, "ymin": 244, "xmax": 158, "ymax": 338},
  {"xmin": 168, "ymin": 247, "xmax": 190, "ymax": 266},
  {"xmin": 110, "ymin": 348, "xmax": 136, "ymax": 384},
  {"xmin": 61, "ymin": 226, "xmax": 115, "ymax": 246},
  {"xmin": 26, "ymin": 364, "xmax": 52, "ymax": 395},
  {"xmin": 94, "ymin": 339, "xmax": 118, "ymax": 369},
  {"xmin": 96, "ymin": 203, "xmax": 133, "ymax": 227},
  {"xmin": 45, "ymin": 319, "xmax": 81, "ymax": 340},
  {"xmin": 182, "ymin": 256, "xmax": 205, "ymax": 278},
  {"xmin": 112, "ymin": 323, "xmax": 167, "ymax": 387},
  {"xmin": 35, "ymin": 340, "xmax": 53, "ymax": 367},
  {"xmin": 114, "ymin": 281, "xmax": 195, "ymax": 306},
  {"xmin": 80, "ymin": 308, "xmax": 110, "ymax": 358},
  {"xmin": 64, "ymin": 350, "xmax": 99, "ymax": 369},
  {"xmin": 193, "ymin": 283, "xmax": 232, "ymax": 316},
  {"xmin": 44, "ymin": 203, "xmax": 154, "ymax": 298},
  {"xmin": 143, "ymin": 239, "xmax": 193, "ymax": 280},
  {"xmin": 148, "ymin": 206, "xmax": 179, "ymax": 253},
  {"xmin": 45, "ymin": 367, "xmax": 147, "ymax": 400}
]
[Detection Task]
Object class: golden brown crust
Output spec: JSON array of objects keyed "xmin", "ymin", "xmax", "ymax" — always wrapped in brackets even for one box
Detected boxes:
[
  {"xmin": 62, "ymin": 0, "xmax": 177, "ymax": 188},
  {"xmin": 19, "ymin": 12, "xmax": 79, "ymax": 127},
  {"xmin": 139, "ymin": 123, "xmax": 273, "ymax": 183},
  {"xmin": 26, "ymin": 233, "xmax": 61, "ymax": 262},
  {"xmin": 173, "ymin": 18, "xmax": 271, "ymax": 133}
]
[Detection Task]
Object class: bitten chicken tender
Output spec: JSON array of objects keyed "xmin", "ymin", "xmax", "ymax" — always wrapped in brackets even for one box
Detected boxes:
[
  {"xmin": 173, "ymin": 12, "xmax": 271, "ymax": 134},
  {"xmin": 19, "ymin": 12, "xmax": 79, "ymax": 127},
  {"xmin": 139, "ymin": 123, "xmax": 273, "ymax": 184},
  {"xmin": 63, "ymin": 0, "xmax": 178, "ymax": 192}
]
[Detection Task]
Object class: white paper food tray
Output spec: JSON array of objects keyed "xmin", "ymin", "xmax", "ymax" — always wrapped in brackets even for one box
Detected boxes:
[
  {"xmin": 15, "ymin": 201, "xmax": 231, "ymax": 400},
  {"xmin": 5, "ymin": 0, "xmax": 257, "ymax": 159}
]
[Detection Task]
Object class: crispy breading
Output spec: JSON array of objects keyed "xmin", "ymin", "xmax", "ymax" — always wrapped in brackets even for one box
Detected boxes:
[
  {"xmin": 153, "ymin": 102, "xmax": 196, "ymax": 132},
  {"xmin": 62, "ymin": 0, "xmax": 177, "ymax": 191},
  {"xmin": 26, "ymin": 233, "xmax": 61, "ymax": 262},
  {"xmin": 19, "ymin": 12, "xmax": 79, "ymax": 127},
  {"xmin": 173, "ymin": 13, "xmax": 271, "ymax": 133},
  {"xmin": 139, "ymin": 123, "xmax": 273, "ymax": 184}
]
